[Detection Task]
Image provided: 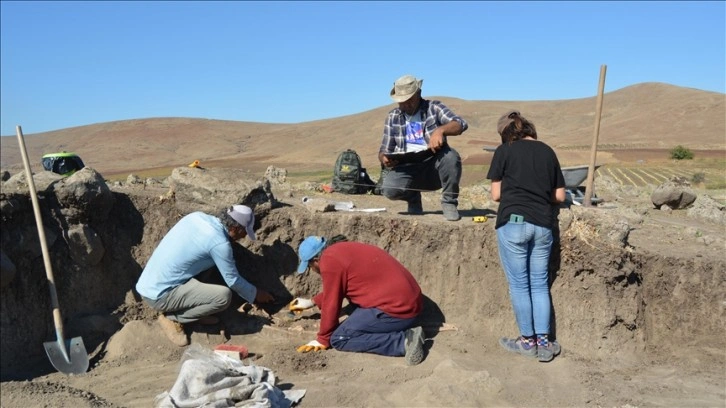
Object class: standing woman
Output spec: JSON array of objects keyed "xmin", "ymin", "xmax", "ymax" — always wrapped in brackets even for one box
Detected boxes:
[{"xmin": 486, "ymin": 110, "xmax": 566, "ymax": 362}]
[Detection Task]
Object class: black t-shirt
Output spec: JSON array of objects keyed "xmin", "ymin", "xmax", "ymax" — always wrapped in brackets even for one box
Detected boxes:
[{"xmin": 486, "ymin": 140, "xmax": 565, "ymax": 229}]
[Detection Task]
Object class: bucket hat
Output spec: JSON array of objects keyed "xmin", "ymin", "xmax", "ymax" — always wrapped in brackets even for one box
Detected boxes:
[{"xmin": 390, "ymin": 75, "xmax": 423, "ymax": 103}]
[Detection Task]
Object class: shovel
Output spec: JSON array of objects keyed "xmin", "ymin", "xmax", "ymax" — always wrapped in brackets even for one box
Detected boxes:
[{"xmin": 16, "ymin": 125, "xmax": 89, "ymax": 375}]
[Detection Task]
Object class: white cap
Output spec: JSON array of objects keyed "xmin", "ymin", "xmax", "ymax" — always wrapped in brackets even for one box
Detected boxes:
[{"xmin": 227, "ymin": 205, "xmax": 256, "ymax": 240}]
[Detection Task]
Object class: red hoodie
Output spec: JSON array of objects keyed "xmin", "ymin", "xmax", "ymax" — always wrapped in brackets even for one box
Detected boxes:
[{"xmin": 312, "ymin": 241, "xmax": 423, "ymax": 347}]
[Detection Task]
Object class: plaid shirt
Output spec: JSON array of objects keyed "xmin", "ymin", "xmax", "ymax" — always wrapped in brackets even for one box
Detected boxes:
[{"xmin": 379, "ymin": 99, "xmax": 468, "ymax": 154}]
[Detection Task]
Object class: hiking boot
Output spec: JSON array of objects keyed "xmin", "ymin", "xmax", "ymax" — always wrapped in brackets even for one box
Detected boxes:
[
  {"xmin": 442, "ymin": 203, "xmax": 460, "ymax": 221},
  {"xmin": 158, "ymin": 314, "xmax": 188, "ymax": 347},
  {"xmin": 406, "ymin": 195, "xmax": 423, "ymax": 215},
  {"xmin": 499, "ymin": 336, "xmax": 537, "ymax": 358},
  {"xmin": 404, "ymin": 326, "xmax": 425, "ymax": 366},
  {"xmin": 537, "ymin": 340, "xmax": 562, "ymax": 363},
  {"xmin": 196, "ymin": 315, "xmax": 220, "ymax": 325}
]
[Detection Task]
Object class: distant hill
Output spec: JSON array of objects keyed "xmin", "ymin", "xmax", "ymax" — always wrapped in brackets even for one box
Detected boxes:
[{"xmin": 1, "ymin": 82, "xmax": 724, "ymax": 177}]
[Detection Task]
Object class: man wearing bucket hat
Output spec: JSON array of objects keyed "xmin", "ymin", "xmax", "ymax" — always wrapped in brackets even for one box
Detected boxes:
[
  {"xmin": 136, "ymin": 205, "xmax": 275, "ymax": 346},
  {"xmin": 289, "ymin": 235, "xmax": 427, "ymax": 366},
  {"xmin": 378, "ymin": 74, "xmax": 469, "ymax": 221}
]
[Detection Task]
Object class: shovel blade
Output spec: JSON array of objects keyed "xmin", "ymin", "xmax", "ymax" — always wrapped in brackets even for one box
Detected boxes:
[{"xmin": 43, "ymin": 337, "xmax": 89, "ymax": 375}]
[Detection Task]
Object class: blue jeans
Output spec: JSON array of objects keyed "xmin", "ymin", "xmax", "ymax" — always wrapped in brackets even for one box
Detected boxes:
[
  {"xmin": 329, "ymin": 307, "xmax": 417, "ymax": 357},
  {"xmin": 496, "ymin": 220, "xmax": 553, "ymax": 337},
  {"xmin": 381, "ymin": 145, "xmax": 461, "ymax": 205}
]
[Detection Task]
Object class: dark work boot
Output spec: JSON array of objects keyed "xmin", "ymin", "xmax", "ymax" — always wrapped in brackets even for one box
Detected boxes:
[{"xmin": 406, "ymin": 193, "xmax": 423, "ymax": 215}]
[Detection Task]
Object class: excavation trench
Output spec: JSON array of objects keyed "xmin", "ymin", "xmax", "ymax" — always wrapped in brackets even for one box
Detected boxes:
[{"xmin": 1, "ymin": 178, "xmax": 723, "ymax": 383}]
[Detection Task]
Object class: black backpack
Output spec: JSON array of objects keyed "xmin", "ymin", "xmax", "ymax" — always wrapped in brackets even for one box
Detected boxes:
[
  {"xmin": 41, "ymin": 152, "xmax": 85, "ymax": 176},
  {"xmin": 332, "ymin": 149, "xmax": 374, "ymax": 194}
]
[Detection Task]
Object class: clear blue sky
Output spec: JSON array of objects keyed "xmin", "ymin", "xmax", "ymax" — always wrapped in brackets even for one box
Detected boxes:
[{"xmin": 1, "ymin": 1, "xmax": 724, "ymax": 136}]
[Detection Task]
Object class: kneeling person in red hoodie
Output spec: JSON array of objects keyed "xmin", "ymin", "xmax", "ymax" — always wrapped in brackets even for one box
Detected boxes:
[{"xmin": 292, "ymin": 236, "xmax": 426, "ymax": 365}]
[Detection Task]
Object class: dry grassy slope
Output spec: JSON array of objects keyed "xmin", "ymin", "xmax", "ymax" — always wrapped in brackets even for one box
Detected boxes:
[{"xmin": 1, "ymin": 82, "xmax": 723, "ymax": 177}]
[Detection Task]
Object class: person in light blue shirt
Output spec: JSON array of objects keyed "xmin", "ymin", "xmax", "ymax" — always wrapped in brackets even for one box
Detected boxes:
[{"xmin": 136, "ymin": 205, "xmax": 275, "ymax": 346}]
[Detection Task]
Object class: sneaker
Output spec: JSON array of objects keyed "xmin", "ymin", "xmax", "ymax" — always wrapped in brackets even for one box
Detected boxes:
[
  {"xmin": 499, "ymin": 336, "xmax": 537, "ymax": 358},
  {"xmin": 404, "ymin": 326, "xmax": 425, "ymax": 366},
  {"xmin": 537, "ymin": 340, "xmax": 562, "ymax": 363},
  {"xmin": 196, "ymin": 315, "xmax": 220, "ymax": 325},
  {"xmin": 442, "ymin": 203, "xmax": 460, "ymax": 221},
  {"xmin": 158, "ymin": 314, "xmax": 189, "ymax": 347},
  {"xmin": 406, "ymin": 195, "xmax": 423, "ymax": 215}
]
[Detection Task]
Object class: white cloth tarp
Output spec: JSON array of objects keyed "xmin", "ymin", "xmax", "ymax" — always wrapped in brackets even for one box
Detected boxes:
[{"xmin": 155, "ymin": 344, "xmax": 306, "ymax": 408}]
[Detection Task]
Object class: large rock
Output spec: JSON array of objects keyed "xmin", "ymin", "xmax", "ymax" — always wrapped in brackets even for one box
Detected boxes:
[
  {"xmin": 687, "ymin": 194, "xmax": 726, "ymax": 225},
  {"xmin": 1, "ymin": 170, "xmax": 64, "ymax": 194},
  {"xmin": 0, "ymin": 168, "xmax": 113, "ymax": 225},
  {"xmin": 264, "ymin": 165, "xmax": 288, "ymax": 186},
  {"xmin": 66, "ymin": 224, "xmax": 106, "ymax": 266},
  {"xmin": 650, "ymin": 177, "xmax": 697, "ymax": 209},
  {"xmin": 168, "ymin": 167, "xmax": 276, "ymax": 215},
  {"xmin": 51, "ymin": 167, "xmax": 115, "ymax": 224}
]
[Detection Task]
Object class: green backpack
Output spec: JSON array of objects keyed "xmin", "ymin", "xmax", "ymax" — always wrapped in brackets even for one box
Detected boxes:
[{"xmin": 332, "ymin": 149, "xmax": 373, "ymax": 194}]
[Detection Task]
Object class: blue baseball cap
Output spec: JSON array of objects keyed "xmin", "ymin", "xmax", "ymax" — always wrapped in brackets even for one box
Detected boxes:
[{"xmin": 296, "ymin": 236, "xmax": 326, "ymax": 274}]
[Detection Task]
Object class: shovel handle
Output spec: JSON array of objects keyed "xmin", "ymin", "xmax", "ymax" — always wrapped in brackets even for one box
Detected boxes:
[{"xmin": 16, "ymin": 126, "xmax": 65, "ymax": 341}]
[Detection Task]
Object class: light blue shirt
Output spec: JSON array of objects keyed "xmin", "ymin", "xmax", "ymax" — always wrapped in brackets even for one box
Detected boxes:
[{"xmin": 135, "ymin": 212, "xmax": 257, "ymax": 303}]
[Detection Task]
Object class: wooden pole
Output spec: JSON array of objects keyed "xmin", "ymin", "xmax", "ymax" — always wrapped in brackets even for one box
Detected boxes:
[{"xmin": 583, "ymin": 65, "xmax": 607, "ymax": 207}]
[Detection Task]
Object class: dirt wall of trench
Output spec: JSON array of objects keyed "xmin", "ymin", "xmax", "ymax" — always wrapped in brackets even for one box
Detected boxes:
[{"xmin": 1, "ymin": 187, "xmax": 724, "ymax": 379}]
